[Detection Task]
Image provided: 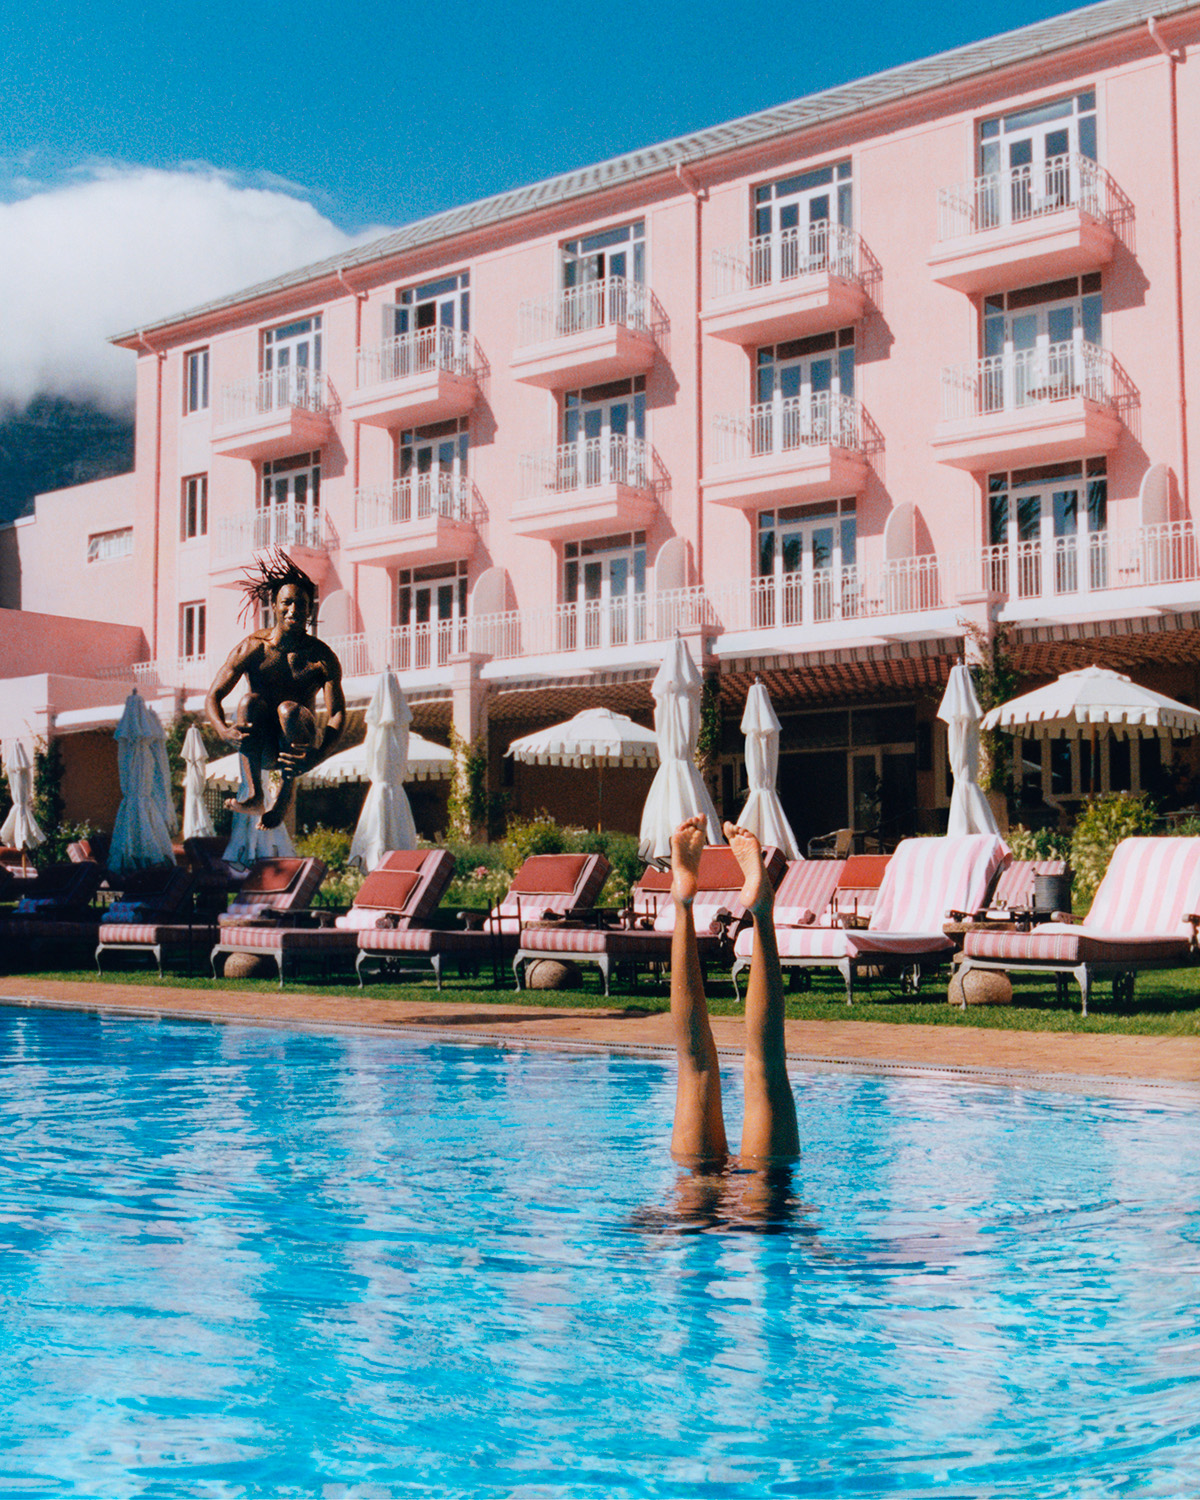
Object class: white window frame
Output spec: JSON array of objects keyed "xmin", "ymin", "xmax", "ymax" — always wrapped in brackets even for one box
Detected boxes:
[
  {"xmin": 184, "ymin": 348, "xmax": 210, "ymax": 414},
  {"xmin": 180, "ymin": 474, "xmax": 208, "ymax": 542},
  {"xmin": 86, "ymin": 528, "xmax": 133, "ymax": 563},
  {"xmin": 179, "ymin": 601, "xmax": 207, "ymax": 660}
]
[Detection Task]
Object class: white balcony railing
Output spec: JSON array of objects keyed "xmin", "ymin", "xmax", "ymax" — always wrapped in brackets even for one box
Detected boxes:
[
  {"xmin": 980, "ymin": 521, "xmax": 1200, "ymax": 605},
  {"xmin": 711, "ymin": 221, "xmax": 860, "ymax": 299},
  {"xmin": 517, "ymin": 276, "xmax": 649, "ymax": 346},
  {"xmin": 469, "ymin": 587, "xmax": 713, "ymax": 662},
  {"xmin": 937, "ymin": 154, "xmax": 1117, "ymax": 241},
  {"xmin": 714, "ymin": 392, "xmax": 863, "ymax": 464},
  {"xmin": 706, "ymin": 555, "xmax": 947, "ymax": 634},
  {"xmin": 521, "ymin": 434, "xmax": 651, "ymax": 498},
  {"xmin": 941, "ymin": 342, "xmax": 1117, "ymax": 422},
  {"xmin": 355, "ymin": 325, "xmax": 474, "ymax": 387},
  {"xmin": 327, "ymin": 618, "xmax": 469, "ymax": 678},
  {"xmin": 219, "ymin": 369, "xmax": 329, "ymax": 425},
  {"xmin": 217, "ymin": 503, "xmax": 327, "ymax": 560},
  {"xmin": 353, "ymin": 474, "xmax": 473, "ymax": 532}
]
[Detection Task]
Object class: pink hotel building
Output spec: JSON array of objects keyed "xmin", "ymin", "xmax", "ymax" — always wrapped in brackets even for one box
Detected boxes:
[{"xmin": 4, "ymin": 0, "xmax": 1200, "ymax": 846}]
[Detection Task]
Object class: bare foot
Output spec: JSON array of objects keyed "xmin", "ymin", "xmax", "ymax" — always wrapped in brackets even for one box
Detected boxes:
[
  {"xmin": 723, "ymin": 822, "xmax": 773, "ymax": 916},
  {"xmin": 670, "ymin": 816, "xmax": 707, "ymax": 905},
  {"xmin": 258, "ymin": 805, "xmax": 283, "ymax": 830},
  {"xmin": 225, "ymin": 794, "xmax": 266, "ymax": 816}
]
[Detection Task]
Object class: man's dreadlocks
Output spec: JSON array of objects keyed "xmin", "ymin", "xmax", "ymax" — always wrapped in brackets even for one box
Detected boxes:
[{"xmin": 237, "ymin": 548, "xmax": 317, "ymax": 625}]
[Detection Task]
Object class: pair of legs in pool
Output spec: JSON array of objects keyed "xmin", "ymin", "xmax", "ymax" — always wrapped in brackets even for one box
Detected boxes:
[{"xmin": 668, "ymin": 816, "xmax": 799, "ymax": 1169}]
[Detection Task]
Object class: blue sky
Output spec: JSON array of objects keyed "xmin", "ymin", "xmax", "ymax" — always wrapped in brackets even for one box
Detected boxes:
[{"xmin": 4, "ymin": 0, "xmax": 1100, "ymax": 232}]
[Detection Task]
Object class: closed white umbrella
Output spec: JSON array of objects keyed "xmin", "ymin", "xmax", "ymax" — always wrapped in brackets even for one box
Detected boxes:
[
  {"xmin": 638, "ymin": 637, "xmax": 722, "ymax": 864},
  {"xmin": 937, "ymin": 664, "xmax": 1000, "ymax": 837},
  {"xmin": 507, "ymin": 706, "xmax": 659, "ymax": 831},
  {"xmin": 181, "ymin": 725, "xmax": 216, "ymax": 840},
  {"xmin": 349, "ymin": 671, "xmax": 417, "ymax": 871},
  {"xmin": 1, "ymin": 740, "xmax": 46, "ymax": 870},
  {"xmin": 109, "ymin": 692, "xmax": 177, "ymax": 875},
  {"xmin": 737, "ymin": 680, "xmax": 800, "ymax": 858}
]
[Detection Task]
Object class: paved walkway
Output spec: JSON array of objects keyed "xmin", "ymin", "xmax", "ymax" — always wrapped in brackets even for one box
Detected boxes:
[{"xmin": 4, "ymin": 977, "xmax": 1200, "ymax": 1093}]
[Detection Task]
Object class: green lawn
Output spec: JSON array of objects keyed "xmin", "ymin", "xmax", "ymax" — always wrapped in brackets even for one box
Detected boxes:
[{"xmin": 8, "ymin": 961, "xmax": 1200, "ymax": 1038}]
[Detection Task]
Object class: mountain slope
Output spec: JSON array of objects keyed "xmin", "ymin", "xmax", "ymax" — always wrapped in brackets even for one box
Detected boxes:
[{"xmin": 0, "ymin": 397, "xmax": 135, "ymax": 527}]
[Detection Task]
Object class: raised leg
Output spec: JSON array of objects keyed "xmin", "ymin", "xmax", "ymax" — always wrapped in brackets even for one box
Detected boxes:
[
  {"xmin": 669, "ymin": 817, "xmax": 728, "ymax": 1166},
  {"xmin": 724, "ymin": 822, "xmax": 799, "ymax": 1164}
]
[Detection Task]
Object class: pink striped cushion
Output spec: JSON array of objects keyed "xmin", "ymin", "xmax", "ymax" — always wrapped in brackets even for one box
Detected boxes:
[
  {"xmin": 870, "ymin": 836, "xmax": 1009, "ymax": 933},
  {"xmin": 99, "ymin": 924, "xmax": 217, "ymax": 946},
  {"xmin": 773, "ymin": 859, "xmax": 843, "ymax": 927},
  {"xmin": 1085, "ymin": 838, "xmax": 1200, "ymax": 935},
  {"xmin": 964, "ymin": 925, "xmax": 1189, "ymax": 966},
  {"xmin": 356, "ymin": 928, "xmax": 486, "ymax": 954},
  {"xmin": 990, "ymin": 859, "xmax": 1067, "ymax": 910},
  {"xmin": 218, "ymin": 926, "xmax": 357, "ymax": 953},
  {"xmin": 773, "ymin": 926, "xmax": 954, "ymax": 960}
]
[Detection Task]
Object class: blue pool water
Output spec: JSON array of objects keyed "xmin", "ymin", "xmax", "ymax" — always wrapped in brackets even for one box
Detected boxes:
[{"xmin": 1, "ymin": 1009, "xmax": 1199, "ymax": 1497}]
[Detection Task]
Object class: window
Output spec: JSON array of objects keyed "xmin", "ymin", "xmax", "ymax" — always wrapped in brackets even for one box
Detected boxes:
[
  {"xmin": 981, "ymin": 275, "xmax": 1102, "ymax": 408},
  {"xmin": 562, "ymin": 378, "xmax": 646, "ymax": 487},
  {"xmin": 977, "ymin": 91, "xmax": 1097, "ymax": 227},
  {"xmin": 262, "ymin": 316, "xmax": 322, "ymax": 408},
  {"xmin": 180, "ymin": 602, "xmax": 207, "ymax": 660},
  {"xmin": 753, "ymin": 161, "xmax": 853, "ymax": 282},
  {"xmin": 562, "ymin": 533, "xmax": 647, "ymax": 649},
  {"xmin": 753, "ymin": 330, "xmax": 856, "ymax": 451},
  {"xmin": 987, "ymin": 458, "xmax": 1108, "ymax": 597},
  {"xmin": 180, "ymin": 474, "xmax": 207, "ymax": 541},
  {"xmin": 390, "ymin": 271, "xmax": 469, "ymax": 336},
  {"xmin": 395, "ymin": 560, "xmax": 468, "ymax": 669},
  {"xmin": 562, "ymin": 221, "xmax": 644, "ymax": 289},
  {"xmin": 754, "ymin": 502, "xmax": 856, "ymax": 626},
  {"xmin": 86, "ymin": 527, "xmax": 133, "ymax": 563},
  {"xmin": 184, "ymin": 348, "xmax": 210, "ymax": 413},
  {"xmin": 398, "ymin": 419, "xmax": 469, "ymax": 519},
  {"xmin": 260, "ymin": 453, "xmax": 321, "ymax": 549}
]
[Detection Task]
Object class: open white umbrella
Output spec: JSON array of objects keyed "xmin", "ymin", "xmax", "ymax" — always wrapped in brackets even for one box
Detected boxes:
[
  {"xmin": 306, "ymin": 732, "xmax": 453, "ymax": 784},
  {"xmin": 937, "ymin": 664, "xmax": 1000, "ymax": 837},
  {"xmin": 181, "ymin": 725, "xmax": 216, "ymax": 840},
  {"xmin": 507, "ymin": 707, "xmax": 659, "ymax": 831},
  {"xmin": 638, "ymin": 637, "xmax": 722, "ymax": 864},
  {"xmin": 1, "ymin": 740, "xmax": 46, "ymax": 870},
  {"xmin": 109, "ymin": 691, "xmax": 177, "ymax": 875},
  {"xmin": 981, "ymin": 665, "xmax": 1200, "ymax": 793},
  {"xmin": 737, "ymin": 680, "xmax": 800, "ymax": 858},
  {"xmin": 349, "ymin": 671, "xmax": 417, "ymax": 871}
]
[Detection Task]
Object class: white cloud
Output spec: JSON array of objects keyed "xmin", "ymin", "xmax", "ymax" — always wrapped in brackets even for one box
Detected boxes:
[{"xmin": 0, "ymin": 166, "xmax": 381, "ymax": 413}]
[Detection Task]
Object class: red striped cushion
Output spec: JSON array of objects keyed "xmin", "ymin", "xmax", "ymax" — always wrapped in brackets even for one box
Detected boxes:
[
  {"xmin": 99, "ymin": 924, "xmax": 217, "ymax": 946},
  {"xmin": 357, "ymin": 928, "xmax": 485, "ymax": 954}
]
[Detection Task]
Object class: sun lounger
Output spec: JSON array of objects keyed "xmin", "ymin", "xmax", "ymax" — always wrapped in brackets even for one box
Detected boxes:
[
  {"xmin": 729, "ymin": 857, "xmax": 848, "ymax": 998},
  {"xmin": 829, "ymin": 854, "xmax": 891, "ymax": 926},
  {"xmin": 358, "ymin": 851, "xmax": 611, "ymax": 990},
  {"xmin": 0, "ymin": 860, "xmax": 107, "ymax": 967},
  {"xmin": 751, "ymin": 834, "xmax": 1009, "ymax": 1004},
  {"xmin": 958, "ymin": 836, "xmax": 1200, "ymax": 1015},
  {"xmin": 212, "ymin": 849, "xmax": 454, "ymax": 986},
  {"xmin": 513, "ymin": 845, "xmax": 787, "ymax": 996},
  {"xmin": 94, "ymin": 865, "xmax": 205, "ymax": 976}
]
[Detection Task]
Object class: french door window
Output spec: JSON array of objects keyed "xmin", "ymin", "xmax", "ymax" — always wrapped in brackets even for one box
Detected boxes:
[
  {"xmin": 381, "ymin": 272, "xmax": 471, "ymax": 380},
  {"xmin": 563, "ymin": 532, "xmax": 647, "ymax": 649},
  {"xmin": 559, "ymin": 221, "xmax": 645, "ymax": 332},
  {"xmin": 262, "ymin": 316, "xmax": 322, "ymax": 409},
  {"xmin": 977, "ymin": 91, "xmax": 1097, "ymax": 227},
  {"xmin": 562, "ymin": 377, "xmax": 647, "ymax": 487},
  {"xmin": 396, "ymin": 560, "xmax": 468, "ymax": 669},
  {"xmin": 754, "ymin": 502, "xmax": 856, "ymax": 626},
  {"xmin": 987, "ymin": 457, "xmax": 1108, "ymax": 598},
  {"xmin": 260, "ymin": 452, "xmax": 321, "ymax": 549},
  {"xmin": 753, "ymin": 330, "xmax": 856, "ymax": 453},
  {"xmin": 398, "ymin": 419, "xmax": 469, "ymax": 520},
  {"xmin": 753, "ymin": 161, "xmax": 853, "ymax": 282},
  {"xmin": 982, "ymin": 275, "xmax": 1102, "ymax": 410}
]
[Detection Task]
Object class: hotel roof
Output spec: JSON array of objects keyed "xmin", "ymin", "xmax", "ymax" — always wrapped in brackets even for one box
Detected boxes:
[{"xmin": 115, "ymin": 0, "xmax": 1196, "ymax": 344}]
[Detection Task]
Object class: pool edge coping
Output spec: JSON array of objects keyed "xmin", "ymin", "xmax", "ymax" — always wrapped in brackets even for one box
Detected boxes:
[{"xmin": 6, "ymin": 989, "xmax": 1200, "ymax": 1106}]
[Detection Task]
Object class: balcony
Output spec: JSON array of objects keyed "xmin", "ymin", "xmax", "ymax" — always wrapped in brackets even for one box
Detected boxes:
[
  {"xmin": 982, "ymin": 520, "xmax": 1200, "ymax": 624},
  {"xmin": 327, "ymin": 619, "xmax": 469, "ymax": 688},
  {"xmin": 703, "ymin": 393, "xmax": 872, "ymax": 509},
  {"xmin": 511, "ymin": 435, "xmax": 663, "ymax": 540},
  {"xmin": 212, "ymin": 371, "xmax": 334, "ymax": 459},
  {"xmin": 469, "ymin": 587, "xmax": 713, "ymax": 676},
  {"xmin": 930, "ymin": 155, "xmax": 1121, "ymax": 294},
  {"xmin": 210, "ymin": 503, "xmax": 334, "ymax": 586},
  {"xmin": 933, "ymin": 342, "xmax": 1126, "ymax": 471},
  {"xmin": 702, "ymin": 223, "xmax": 869, "ymax": 345},
  {"xmin": 341, "ymin": 474, "xmax": 479, "ymax": 567},
  {"xmin": 510, "ymin": 277, "xmax": 658, "ymax": 388},
  {"xmin": 344, "ymin": 327, "xmax": 480, "ymax": 428}
]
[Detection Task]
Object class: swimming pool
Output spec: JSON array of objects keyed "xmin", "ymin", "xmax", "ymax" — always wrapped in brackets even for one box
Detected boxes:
[{"xmin": 1, "ymin": 1007, "xmax": 1198, "ymax": 1497}]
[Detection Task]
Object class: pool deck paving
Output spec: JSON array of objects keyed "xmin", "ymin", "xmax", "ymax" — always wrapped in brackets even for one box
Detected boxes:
[{"xmin": 3, "ymin": 976, "xmax": 1200, "ymax": 1093}]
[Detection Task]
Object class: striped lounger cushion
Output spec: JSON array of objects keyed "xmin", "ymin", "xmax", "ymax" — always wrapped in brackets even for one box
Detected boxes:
[
  {"xmin": 963, "ymin": 927, "xmax": 1188, "ymax": 965},
  {"xmin": 733, "ymin": 859, "xmax": 845, "ymax": 959},
  {"xmin": 217, "ymin": 926, "xmax": 360, "ymax": 955},
  {"xmin": 356, "ymin": 927, "xmax": 487, "ymax": 955}
]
